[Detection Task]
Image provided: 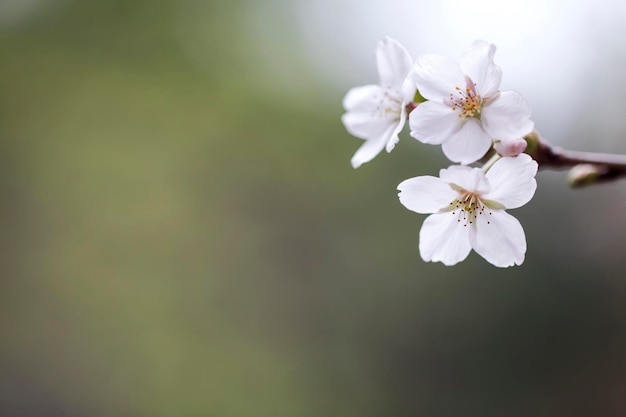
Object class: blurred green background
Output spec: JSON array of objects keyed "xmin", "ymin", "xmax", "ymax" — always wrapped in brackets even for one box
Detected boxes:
[{"xmin": 2, "ymin": 0, "xmax": 626, "ymax": 416}]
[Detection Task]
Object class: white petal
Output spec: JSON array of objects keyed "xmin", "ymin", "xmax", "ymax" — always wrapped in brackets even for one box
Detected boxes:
[
  {"xmin": 401, "ymin": 74, "xmax": 417, "ymax": 104},
  {"xmin": 484, "ymin": 154, "xmax": 538, "ymax": 209},
  {"xmin": 412, "ymin": 54, "xmax": 466, "ymax": 101},
  {"xmin": 459, "ymin": 40, "xmax": 502, "ymax": 98},
  {"xmin": 469, "ymin": 210, "xmax": 526, "ymax": 267},
  {"xmin": 350, "ymin": 122, "xmax": 397, "ymax": 168},
  {"xmin": 398, "ymin": 176, "xmax": 458, "ymax": 214},
  {"xmin": 342, "ymin": 85, "xmax": 384, "ymax": 112},
  {"xmin": 481, "ymin": 91, "xmax": 534, "ymax": 140},
  {"xmin": 385, "ymin": 106, "xmax": 406, "ymax": 152},
  {"xmin": 439, "ymin": 165, "xmax": 474, "ymax": 182},
  {"xmin": 439, "ymin": 165, "xmax": 490, "ymax": 194},
  {"xmin": 441, "ymin": 118, "xmax": 492, "ymax": 164},
  {"xmin": 409, "ymin": 101, "xmax": 461, "ymax": 145},
  {"xmin": 419, "ymin": 213, "xmax": 472, "ymax": 266},
  {"xmin": 376, "ymin": 37, "xmax": 413, "ymax": 90},
  {"xmin": 342, "ymin": 85, "xmax": 399, "ymax": 139},
  {"xmin": 342, "ymin": 110, "xmax": 394, "ymax": 139}
]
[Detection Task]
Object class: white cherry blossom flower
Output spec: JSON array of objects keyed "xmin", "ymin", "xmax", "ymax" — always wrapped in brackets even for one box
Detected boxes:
[
  {"xmin": 397, "ymin": 154, "xmax": 538, "ymax": 267},
  {"xmin": 409, "ymin": 40, "xmax": 534, "ymax": 165},
  {"xmin": 342, "ymin": 37, "xmax": 416, "ymax": 168}
]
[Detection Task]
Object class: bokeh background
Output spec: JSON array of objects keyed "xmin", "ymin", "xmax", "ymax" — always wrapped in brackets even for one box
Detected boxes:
[{"xmin": 2, "ymin": 0, "xmax": 626, "ymax": 416}]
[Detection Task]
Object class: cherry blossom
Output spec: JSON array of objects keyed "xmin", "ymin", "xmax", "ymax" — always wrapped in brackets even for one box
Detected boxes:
[
  {"xmin": 397, "ymin": 154, "xmax": 538, "ymax": 267},
  {"xmin": 409, "ymin": 41, "xmax": 534, "ymax": 164},
  {"xmin": 342, "ymin": 37, "xmax": 416, "ymax": 168}
]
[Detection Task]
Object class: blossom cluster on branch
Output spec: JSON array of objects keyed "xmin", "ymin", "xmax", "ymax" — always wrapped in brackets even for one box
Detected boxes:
[{"xmin": 342, "ymin": 38, "xmax": 538, "ymax": 267}]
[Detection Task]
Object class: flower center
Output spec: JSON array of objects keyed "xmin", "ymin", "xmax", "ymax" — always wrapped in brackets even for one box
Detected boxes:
[
  {"xmin": 449, "ymin": 190, "xmax": 492, "ymax": 226},
  {"xmin": 373, "ymin": 88, "xmax": 403, "ymax": 120},
  {"xmin": 449, "ymin": 78, "xmax": 483, "ymax": 119}
]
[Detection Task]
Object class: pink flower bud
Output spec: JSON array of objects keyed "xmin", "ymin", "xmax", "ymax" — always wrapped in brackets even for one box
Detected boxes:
[{"xmin": 493, "ymin": 138, "xmax": 527, "ymax": 157}]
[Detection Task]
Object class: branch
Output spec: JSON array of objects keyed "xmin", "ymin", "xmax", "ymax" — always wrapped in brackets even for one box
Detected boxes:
[{"xmin": 524, "ymin": 131, "xmax": 626, "ymax": 188}]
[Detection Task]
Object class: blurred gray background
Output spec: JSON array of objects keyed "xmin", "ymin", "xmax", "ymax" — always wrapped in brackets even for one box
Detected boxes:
[{"xmin": 2, "ymin": 0, "xmax": 626, "ymax": 416}]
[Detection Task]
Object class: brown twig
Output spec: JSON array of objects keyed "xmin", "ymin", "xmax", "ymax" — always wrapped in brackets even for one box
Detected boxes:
[{"xmin": 525, "ymin": 131, "xmax": 626, "ymax": 187}]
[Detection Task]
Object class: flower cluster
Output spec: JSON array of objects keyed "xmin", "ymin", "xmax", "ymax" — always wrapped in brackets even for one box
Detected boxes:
[{"xmin": 342, "ymin": 38, "xmax": 538, "ymax": 268}]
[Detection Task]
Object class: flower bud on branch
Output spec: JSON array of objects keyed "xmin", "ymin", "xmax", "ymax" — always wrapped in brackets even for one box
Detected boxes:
[{"xmin": 525, "ymin": 131, "xmax": 626, "ymax": 187}]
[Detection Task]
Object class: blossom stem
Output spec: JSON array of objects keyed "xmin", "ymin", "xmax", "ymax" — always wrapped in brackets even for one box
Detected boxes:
[
  {"xmin": 482, "ymin": 153, "xmax": 502, "ymax": 173},
  {"xmin": 526, "ymin": 131, "xmax": 626, "ymax": 187}
]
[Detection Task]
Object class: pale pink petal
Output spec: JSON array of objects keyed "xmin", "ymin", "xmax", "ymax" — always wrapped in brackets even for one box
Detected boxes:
[
  {"xmin": 385, "ymin": 107, "xmax": 406, "ymax": 152},
  {"xmin": 401, "ymin": 75, "xmax": 417, "ymax": 104},
  {"xmin": 441, "ymin": 118, "xmax": 492, "ymax": 164},
  {"xmin": 439, "ymin": 165, "xmax": 474, "ymax": 182},
  {"xmin": 419, "ymin": 213, "xmax": 472, "ymax": 266},
  {"xmin": 409, "ymin": 101, "xmax": 461, "ymax": 145},
  {"xmin": 412, "ymin": 54, "xmax": 466, "ymax": 101},
  {"xmin": 397, "ymin": 176, "xmax": 458, "ymax": 214},
  {"xmin": 493, "ymin": 137, "xmax": 527, "ymax": 157},
  {"xmin": 481, "ymin": 91, "xmax": 534, "ymax": 140},
  {"xmin": 376, "ymin": 37, "xmax": 413, "ymax": 91},
  {"xmin": 484, "ymin": 154, "xmax": 538, "ymax": 209},
  {"xmin": 439, "ymin": 165, "xmax": 490, "ymax": 194},
  {"xmin": 350, "ymin": 122, "xmax": 397, "ymax": 168},
  {"xmin": 342, "ymin": 85, "xmax": 384, "ymax": 112},
  {"xmin": 342, "ymin": 111, "xmax": 394, "ymax": 139},
  {"xmin": 459, "ymin": 40, "xmax": 502, "ymax": 98},
  {"xmin": 469, "ymin": 210, "xmax": 526, "ymax": 267},
  {"xmin": 342, "ymin": 85, "xmax": 401, "ymax": 139}
]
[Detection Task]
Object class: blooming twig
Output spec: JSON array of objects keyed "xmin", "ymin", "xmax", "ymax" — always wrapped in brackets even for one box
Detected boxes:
[{"xmin": 342, "ymin": 38, "xmax": 626, "ymax": 267}]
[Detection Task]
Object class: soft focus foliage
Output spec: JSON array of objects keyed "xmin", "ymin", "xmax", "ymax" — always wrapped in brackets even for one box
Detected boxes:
[{"xmin": 2, "ymin": 1, "xmax": 626, "ymax": 416}]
